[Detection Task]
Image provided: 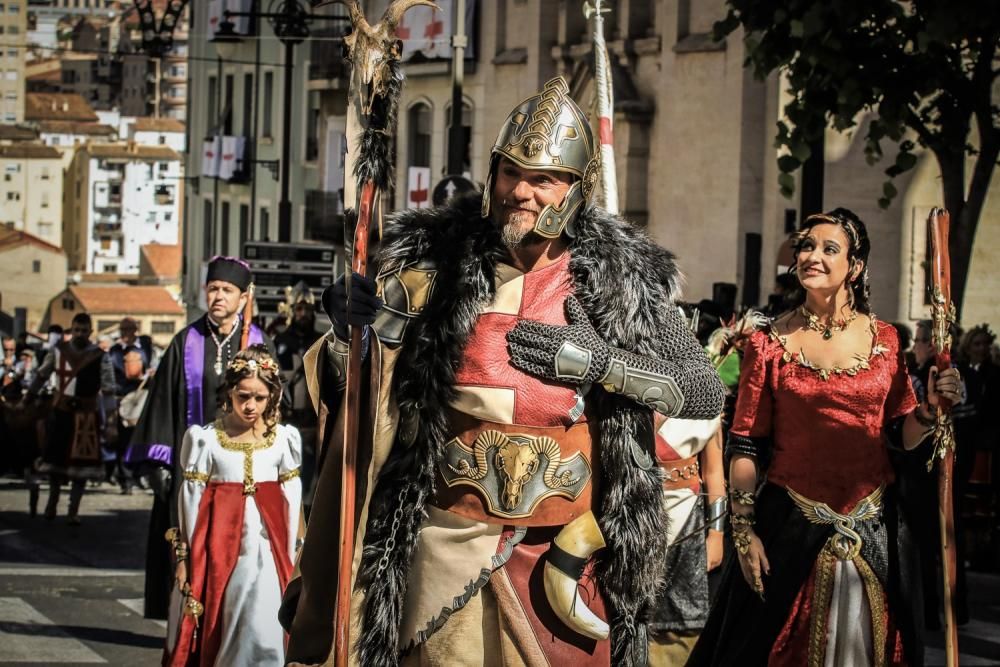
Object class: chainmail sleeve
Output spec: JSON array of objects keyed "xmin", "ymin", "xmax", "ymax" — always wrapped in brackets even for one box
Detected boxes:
[{"xmin": 603, "ymin": 304, "xmax": 726, "ymax": 420}]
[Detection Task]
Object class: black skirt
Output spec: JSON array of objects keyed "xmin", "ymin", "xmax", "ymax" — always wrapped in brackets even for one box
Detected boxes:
[{"xmin": 687, "ymin": 482, "xmax": 923, "ymax": 666}]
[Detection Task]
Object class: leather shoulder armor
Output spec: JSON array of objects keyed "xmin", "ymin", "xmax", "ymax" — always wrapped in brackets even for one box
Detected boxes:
[{"xmin": 373, "ymin": 260, "xmax": 438, "ymax": 346}]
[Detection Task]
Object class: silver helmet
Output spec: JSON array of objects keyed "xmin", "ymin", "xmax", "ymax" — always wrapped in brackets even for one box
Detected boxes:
[{"xmin": 482, "ymin": 76, "xmax": 599, "ymax": 238}]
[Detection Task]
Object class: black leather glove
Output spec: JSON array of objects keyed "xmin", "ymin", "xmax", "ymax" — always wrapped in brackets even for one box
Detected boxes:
[
  {"xmin": 322, "ymin": 272, "xmax": 383, "ymax": 341},
  {"xmin": 506, "ymin": 296, "xmax": 610, "ymax": 385}
]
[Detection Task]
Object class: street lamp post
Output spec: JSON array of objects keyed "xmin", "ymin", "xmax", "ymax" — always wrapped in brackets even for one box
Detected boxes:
[{"xmin": 215, "ymin": 1, "xmax": 346, "ymax": 243}]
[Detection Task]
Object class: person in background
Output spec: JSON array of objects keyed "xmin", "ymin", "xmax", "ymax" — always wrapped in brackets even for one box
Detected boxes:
[
  {"xmin": 899, "ymin": 319, "xmax": 945, "ymax": 629},
  {"xmin": 273, "ymin": 282, "xmax": 321, "ymax": 515},
  {"xmin": 951, "ymin": 324, "xmax": 999, "ymax": 623},
  {"xmin": 107, "ymin": 318, "xmax": 153, "ymax": 494},
  {"xmin": 26, "ymin": 313, "xmax": 116, "ymax": 525}
]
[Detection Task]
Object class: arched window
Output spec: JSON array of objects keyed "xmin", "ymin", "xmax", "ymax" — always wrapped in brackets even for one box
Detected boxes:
[
  {"xmin": 444, "ymin": 101, "xmax": 473, "ymax": 175},
  {"xmin": 408, "ymin": 102, "xmax": 432, "ymax": 168}
]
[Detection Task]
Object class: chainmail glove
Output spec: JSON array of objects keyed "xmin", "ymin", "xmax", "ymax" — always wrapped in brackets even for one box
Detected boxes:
[
  {"xmin": 322, "ymin": 272, "xmax": 382, "ymax": 341},
  {"xmin": 506, "ymin": 296, "xmax": 611, "ymax": 385},
  {"xmin": 508, "ymin": 296, "xmax": 691, "ymax": 417}
]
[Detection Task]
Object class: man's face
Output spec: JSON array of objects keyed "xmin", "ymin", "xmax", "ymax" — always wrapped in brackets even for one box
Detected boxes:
[
  {"xmin": 205, "ymin": 281, "xmax": 246, "ymax": 321},
  {"xmin": 292, "ymin": 303, "xmax": 314, "ymax": 329},
  {"xmin": 70, "ymin": 322, "xmax": 92, "ymax": 345},
  {"xmin": 2, "ymin": 340, "xmax": 14, "ymax": 362},
  {"xmin": 491, "ymin": 158, "xmax": 573, "ymax": 248},
  {"xmin": 119, "ymin": 320, "xmax": 137, "ymax": 343}
]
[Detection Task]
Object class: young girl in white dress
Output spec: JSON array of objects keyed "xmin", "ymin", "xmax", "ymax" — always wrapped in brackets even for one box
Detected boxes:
[{"xmin": 164, "ymin": 345, "xmax": 303, "ymax": 666}]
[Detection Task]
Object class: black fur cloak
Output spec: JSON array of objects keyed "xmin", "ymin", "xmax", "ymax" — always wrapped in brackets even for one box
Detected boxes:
[{"xmin": 289, "ymin": 192, "xmax": 723, "ymax": 666}]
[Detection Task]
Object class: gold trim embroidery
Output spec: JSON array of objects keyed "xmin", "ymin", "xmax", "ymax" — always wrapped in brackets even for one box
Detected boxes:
[
  {"xmin": 807, "ymin": 547, "xmax": 838, "ymax": 667},
  {"xmin": 182, "ymin": 470, "xmax": 211, "ymax": 483},
  {"xmin": 854, "ymin": 554, "xmax": 888, "ymax": 666},
  {"xmin": 278, "ymin": 468, "xmax": 301, "ymax": 483},
  {"xmin": 214, "ymin": 420, "xmax": 277, "ymax": 496},
  {"xmin": 769, "ymin": 316, "xmax": 886, "ymax": 381},
  {"xmin": 794, "ymin": 485, "xmax": 888, "ymax": 666}
]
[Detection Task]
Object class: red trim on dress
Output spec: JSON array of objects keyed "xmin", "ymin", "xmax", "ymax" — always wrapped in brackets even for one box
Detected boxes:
[{"xmin": 166, "ymin": 481, "xmax": 292, "ymax": 667}]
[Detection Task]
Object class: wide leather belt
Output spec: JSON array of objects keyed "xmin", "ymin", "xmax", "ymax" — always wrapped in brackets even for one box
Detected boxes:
[
  {"xmin": 659, "ymin": 454, "xmax": 700, "ymax": 491},
  {"xmin": 433, "ymin": 410, "xmax": 597, "ymax": 527}
]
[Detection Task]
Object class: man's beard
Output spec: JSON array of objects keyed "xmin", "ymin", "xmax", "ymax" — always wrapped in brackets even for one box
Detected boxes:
[{"xmin": 498, "ymin": 210, "xmax": 541, "ymax": 249}]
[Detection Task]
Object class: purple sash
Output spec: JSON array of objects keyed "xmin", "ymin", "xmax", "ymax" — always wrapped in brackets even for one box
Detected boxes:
[{"xmin": 183, "ymin": 319, "xmax": 264, "ymax": 429}]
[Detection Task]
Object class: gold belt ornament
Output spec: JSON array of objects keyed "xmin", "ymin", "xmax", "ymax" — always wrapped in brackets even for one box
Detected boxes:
[
  {"xmin": 787, "ymin": 485, "xmax": 884, "ymax": 560},
  {"xmin": 441, "ymin": 430, "xmax": 592, "ymax": 520}
]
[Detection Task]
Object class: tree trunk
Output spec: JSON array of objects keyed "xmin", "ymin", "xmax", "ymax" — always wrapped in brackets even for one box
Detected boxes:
[{"xmin": 936, "ymin": 135, "xmax": 1000, "ymax": 320}]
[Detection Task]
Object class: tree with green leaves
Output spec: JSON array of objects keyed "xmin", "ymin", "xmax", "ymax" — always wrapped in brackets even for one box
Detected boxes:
[{"xmin": 715, "ymin": 0, "xmax": 999, "ymax": 315}]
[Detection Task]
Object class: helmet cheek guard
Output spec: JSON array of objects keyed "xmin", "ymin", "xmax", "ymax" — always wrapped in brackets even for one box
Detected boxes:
[{"xmin": 482, "ymin": 76, "xmax": 599, "ymax": 239}]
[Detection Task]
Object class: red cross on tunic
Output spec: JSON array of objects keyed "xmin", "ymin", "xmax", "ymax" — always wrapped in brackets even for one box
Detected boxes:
[
  {"xmin": 55, "ymin": 352, "xmax": 76, "ymax": 395},
  {"xmin": 453, "ymin": 253, "xmax": 581, "ymax": 427},
  {"xmin": 395, "ymin": 21, "xmax": 410, "ymax": 40}
]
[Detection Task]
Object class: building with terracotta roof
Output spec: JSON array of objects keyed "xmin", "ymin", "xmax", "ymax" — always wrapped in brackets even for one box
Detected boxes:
[
  {"xmin": 63, "ymin": 141, "xmax": 183, "ymax": 276},
  {"xmin": 0, "ymin": 144, "xmax": 65, "ymax": 246},
  {"xmin": 25, "ymin": 93, "xmax": 100, "ymax": 124},
  {"xmin": 139, "ymin": 243, "xmax": 182, "ymax": 297},
  {"xmin": 127, "ymin": 117, "xmax": 186, "ymax": 153},
  {"xmin": 0, "ymin": 229, "xmax": 68, "ymax": 333},
  {"xmin": 0, "ymin": 126, "xmax": 39, "ymax": 144},
  {"xmin": 44, "ymin": 284, "xmax": 185, "ymax": 347}
]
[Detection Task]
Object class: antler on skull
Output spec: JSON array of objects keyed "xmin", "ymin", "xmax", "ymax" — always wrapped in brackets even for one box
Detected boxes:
[{"xmin": 320, "ymin": 0, "xmax": 438, "ymax": 113}]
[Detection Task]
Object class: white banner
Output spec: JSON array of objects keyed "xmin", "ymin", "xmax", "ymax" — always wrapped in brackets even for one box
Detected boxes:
[
  {"xmin": 397, "ymin": 0, "xmax": 452, "ymax": 60},
  {"xmin": 207, "ymin": 0, "xmax": 225, "ymax": 36},
  {"xmin": 201, "ymin": 136, "xmax": 221, "ymax": 178},
  {"xmin": 406, "ymin": 166, "xmax": 432, "ymax": 209},
  {"xmin": 219, "ymin": 135, "xmax": 245, "ymax": 181}
]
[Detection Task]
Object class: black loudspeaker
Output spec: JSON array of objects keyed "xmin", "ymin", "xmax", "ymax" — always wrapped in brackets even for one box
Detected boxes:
[{"xmin": 743, "ymin": 233, "xmax": 762, "ymax": 308}]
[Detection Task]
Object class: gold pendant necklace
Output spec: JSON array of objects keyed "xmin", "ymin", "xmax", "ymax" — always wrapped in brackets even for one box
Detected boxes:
[{"xmin": 799, "ymin": 305, "xmax": 858, "ymax": 340}]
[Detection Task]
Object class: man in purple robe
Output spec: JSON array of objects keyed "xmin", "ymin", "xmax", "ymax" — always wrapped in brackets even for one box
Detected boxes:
[{"xmin": 127, "ymin": 256, "xmax": 275, "ymax": 619}]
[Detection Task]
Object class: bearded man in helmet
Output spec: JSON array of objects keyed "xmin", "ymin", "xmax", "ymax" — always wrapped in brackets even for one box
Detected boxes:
[{"xmin": 284, "ymin": 77, "xmax": 725, "ymax": 667}]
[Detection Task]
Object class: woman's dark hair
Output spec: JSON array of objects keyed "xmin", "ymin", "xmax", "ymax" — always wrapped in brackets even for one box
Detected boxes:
[
  {"xmin": 216, "ymin": 344, "xmax": 283, "ymax": 435},
  {"xmin": 787, "ymin": 207, "xmax": 872, "ymax": 314}
]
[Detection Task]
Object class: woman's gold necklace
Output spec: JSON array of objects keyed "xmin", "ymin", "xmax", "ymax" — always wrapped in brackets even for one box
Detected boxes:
[{"xmin": 799, "ymin": 305, "xmax": 858, "ymax": 340}]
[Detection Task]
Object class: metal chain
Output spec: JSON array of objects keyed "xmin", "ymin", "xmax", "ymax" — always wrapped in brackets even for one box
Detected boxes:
[{"xmin": 373, "ymin": 487, "xmax": 408, "ymax": 583}]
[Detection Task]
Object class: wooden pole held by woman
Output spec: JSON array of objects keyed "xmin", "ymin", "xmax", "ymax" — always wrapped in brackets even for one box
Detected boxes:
[{"xmin": 927, "ymin": 207, "xmax": 959, "ymax": 667}]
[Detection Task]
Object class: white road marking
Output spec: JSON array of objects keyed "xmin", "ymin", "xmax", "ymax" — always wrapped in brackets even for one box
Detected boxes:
[
  {"xmin": 0, "ymin": 596, "xmax": 106, "ymax": 663},
  {"xmin": 0, "ymin": 563, "xmax": 143, "ymax": 577},
  {"xmin": 117, "ymin": 598, "xmax": 167, "ymax": 629}
]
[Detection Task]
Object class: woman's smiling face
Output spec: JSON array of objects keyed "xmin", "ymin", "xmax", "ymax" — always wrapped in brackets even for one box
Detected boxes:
[{"xmin": 795, "ymin": 222, "xmax": 858, "ymax": 295}]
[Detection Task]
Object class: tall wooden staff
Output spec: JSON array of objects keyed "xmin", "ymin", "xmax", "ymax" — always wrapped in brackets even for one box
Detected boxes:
[
  {"xmin": 584, "ymin": 0, "xmax": 618, "ymax": 214},
  {"xmin": 239, "ymin": 282, "xmax": 255, "ymax": 350},
  {"xmin": 324, "ymin": 1, "xmax": 437, "ymax": 664},
  {"xmin": 927, "ymin": 207, "xmax": 959, "ymax": 666}
]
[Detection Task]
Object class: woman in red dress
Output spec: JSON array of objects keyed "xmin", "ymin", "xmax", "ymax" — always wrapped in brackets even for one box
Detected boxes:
[{"xmin": 689, "ymin": 209, "xmax": 963, "ymax": 666}]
